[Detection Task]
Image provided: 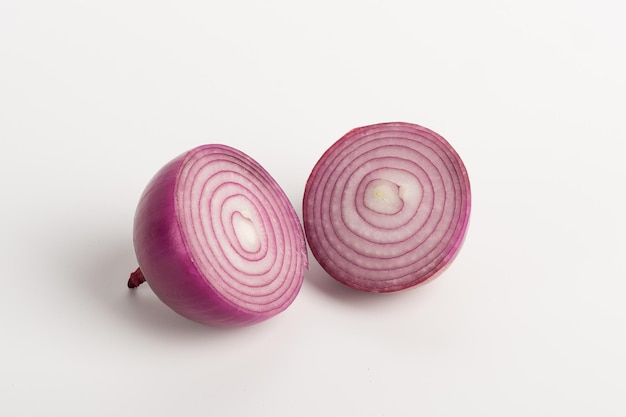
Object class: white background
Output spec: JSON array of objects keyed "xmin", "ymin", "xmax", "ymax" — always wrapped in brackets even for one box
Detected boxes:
[{"xmin": 1, "ymin": 1, "xmax": 625, "ymax": 415}]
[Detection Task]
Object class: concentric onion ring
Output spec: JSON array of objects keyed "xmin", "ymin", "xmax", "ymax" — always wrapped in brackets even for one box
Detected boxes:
[
  {"xmin": 133, "ymin": 145, "xmax": 307, "ymax": 326},
  {"xmin": 303, "ymin": 122, "xmax": 470, "ymax": 293}
]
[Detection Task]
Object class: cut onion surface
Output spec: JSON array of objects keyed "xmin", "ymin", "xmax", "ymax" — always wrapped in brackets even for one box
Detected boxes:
[
  {"xmin": 130, "ymin": 145, "xmax": 308, "ymax": 327},
  {"xmin": 303, "ymin": 122, "xmax": 470, "ymax": 293}
]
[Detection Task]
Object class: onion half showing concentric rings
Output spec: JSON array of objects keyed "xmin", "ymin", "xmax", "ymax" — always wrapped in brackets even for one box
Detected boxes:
[
  {"xmin": 303, "ymin": 122, "xmax": 470, "ymax": 293},
  {"xmin": 130, "ymin": 145, "xmax": 308, "ymax": 327}
]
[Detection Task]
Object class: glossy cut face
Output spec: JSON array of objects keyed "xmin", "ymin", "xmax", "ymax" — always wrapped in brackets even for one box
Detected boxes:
[
  {"xmin": 303, "ymin": 122, "xmax": 471, "ymax": 293},
  {"xmin": 175, "ymin": 145, "xmax": 307, "ymax": 314}
]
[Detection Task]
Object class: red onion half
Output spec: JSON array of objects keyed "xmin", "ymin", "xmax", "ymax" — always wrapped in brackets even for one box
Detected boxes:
[
  {"xmin": 303, "ymin": 122, "xmax": 470, "ymax": 293},
  {"xmin": 130, "ymin": 145, "xmax": 308, "ymax": 327}
]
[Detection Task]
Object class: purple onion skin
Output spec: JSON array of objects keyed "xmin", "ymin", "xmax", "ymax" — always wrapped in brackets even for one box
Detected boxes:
[
  {"xmin": 133, "ymin": 145, "xmax": 307, "ymax": 327},
  {"xmin": 303, "ymin": 122, "xmax": 471, "ymax": 293}
]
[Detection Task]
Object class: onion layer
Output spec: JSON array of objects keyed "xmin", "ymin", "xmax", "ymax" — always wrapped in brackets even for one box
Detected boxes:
[
  {"xmin": 132, "ymin": 145, "xmax": 308, "ymax": 327},
  {"xmin": 303, "ymin": 122, "xmax": 470, "ymax": 293}
]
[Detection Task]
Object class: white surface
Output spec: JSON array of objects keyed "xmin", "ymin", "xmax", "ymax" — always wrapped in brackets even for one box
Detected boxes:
[{"xmin": 1, "ymin": 1, "xmax": 625, "ymax": 415}]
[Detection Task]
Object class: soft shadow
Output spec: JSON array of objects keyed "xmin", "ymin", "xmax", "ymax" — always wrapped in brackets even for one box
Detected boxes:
[
  {"xmin": 303, "ymin": 257, "xmax": 430, "ymax": 309},
  {"xmin": 70, "ymin": 230, "xmax": 251, "ymax": 338}
]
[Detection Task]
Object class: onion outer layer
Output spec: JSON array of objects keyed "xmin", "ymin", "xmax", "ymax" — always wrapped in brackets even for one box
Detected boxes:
[
  {"xmin": 303, "ymin": 122, "xmax": 471, "ymax": 293},
  {"xmin": 133, "ymin": 145, "xmax": 308, "ymax": 327}
]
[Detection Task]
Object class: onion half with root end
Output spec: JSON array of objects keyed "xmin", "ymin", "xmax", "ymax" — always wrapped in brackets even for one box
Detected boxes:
[
  {"xmin": 303, "ymin": 122, "xmax": 471, "ymax": 293},
  {"xmin": 130, "ymin": 144, "xmax": 308, "ymax": 327}
]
